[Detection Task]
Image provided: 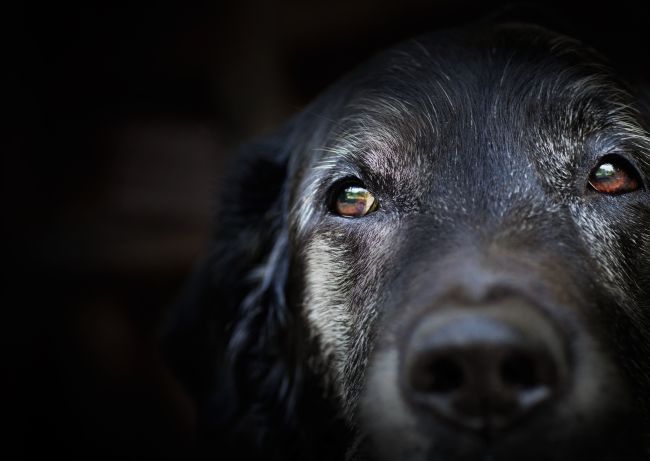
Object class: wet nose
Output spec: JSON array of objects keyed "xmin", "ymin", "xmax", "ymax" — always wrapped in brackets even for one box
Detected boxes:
[{"xmin": 402, "ymin": 308, "xmax": 568, "ymax": 433}]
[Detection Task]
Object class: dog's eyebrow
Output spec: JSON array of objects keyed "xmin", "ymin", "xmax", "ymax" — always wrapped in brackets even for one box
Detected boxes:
[
  {"xmin": 311, "ymin": 92, "xmax": 440, "ymax": 181},
  {"xmin": 312, "ymin": 138, "xmax": 381, "ymax": 176},
  {"xmin": 577, "ymin": 91, "xmax": 650, "ymax": 167},
  {"xmin": 312, "ymin": 133, "xmax": 414, "ymax": 187}
]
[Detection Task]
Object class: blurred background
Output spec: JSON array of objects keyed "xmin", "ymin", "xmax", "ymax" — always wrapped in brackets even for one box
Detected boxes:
[{"xmin": 8, "ymin": 1, "xmax": 649, "ymax": 459}]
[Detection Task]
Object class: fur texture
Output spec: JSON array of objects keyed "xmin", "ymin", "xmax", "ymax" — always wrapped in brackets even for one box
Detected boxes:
[{"xmin": 165, "ymin": 23, "xmax": 650, "ymax": 461}]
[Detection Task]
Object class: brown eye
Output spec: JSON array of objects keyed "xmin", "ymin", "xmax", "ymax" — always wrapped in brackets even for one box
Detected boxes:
[
  {"xmin": 588, "ymin": 156, "xmax": 641, "ymax": 195},
  {"xmin": 333, "ymin": 184, "xmax": 378, "ymax": 218}
]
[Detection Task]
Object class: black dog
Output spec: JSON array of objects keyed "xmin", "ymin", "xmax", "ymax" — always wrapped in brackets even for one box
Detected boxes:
[{"xmin": 165, "ymin": 22, "xmax": 650, "ymax": 461}]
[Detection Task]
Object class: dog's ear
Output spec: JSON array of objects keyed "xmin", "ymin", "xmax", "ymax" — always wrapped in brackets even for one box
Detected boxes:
[{"xmin": 162, "ymin": 121, "xmax": 305, "ymax": 450}]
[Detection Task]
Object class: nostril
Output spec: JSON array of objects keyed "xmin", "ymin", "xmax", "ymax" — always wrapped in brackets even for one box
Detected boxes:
[
  {"xmin": 410, "ymin": 356, "xmax": 464, "ymax": 394},
  {"xmin": 500, "ymin": 352, "xmax": 540, "ymax": 390},
  {"xmin": 430, "ymin": 357, "xmax": 464, "ymax": 393}
]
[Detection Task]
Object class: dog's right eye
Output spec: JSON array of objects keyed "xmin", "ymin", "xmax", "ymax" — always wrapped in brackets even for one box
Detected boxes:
[{"xmin": 331, "ymin": 183, "xmax": 378, "ymax": 218}]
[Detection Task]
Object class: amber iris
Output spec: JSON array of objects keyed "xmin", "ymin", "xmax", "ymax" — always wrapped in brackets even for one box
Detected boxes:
[
  {"xmin": 334, "ymin": 186, "xmax": 378, "ymax": 217},
  {"xmin": 588, "ymin": 158, "xmax": 640, "ymax": 195}
]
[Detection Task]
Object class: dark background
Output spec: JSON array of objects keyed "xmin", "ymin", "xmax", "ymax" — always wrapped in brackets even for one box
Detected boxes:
[{"xmin": 7, "ymin": 1, "xmax": 649, "ymax": 459}]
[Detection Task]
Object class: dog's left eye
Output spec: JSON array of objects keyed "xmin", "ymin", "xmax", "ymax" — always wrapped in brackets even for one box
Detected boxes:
[
  {"xmin": 588, "ymin": 155, "xmax": 642, "ymax": 195},
  {"xmin": 332, "ymin": 184, "xmax": 378, "ymax": 218}
]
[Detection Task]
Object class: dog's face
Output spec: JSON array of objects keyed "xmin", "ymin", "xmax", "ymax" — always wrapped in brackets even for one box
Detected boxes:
[
  {"xmin": 284, "ymin": 24, "xmax": 649, "ymax": 460},
  {"xmin": 166, "ymin": 22, "xmax": 650, "ymax": 461}
]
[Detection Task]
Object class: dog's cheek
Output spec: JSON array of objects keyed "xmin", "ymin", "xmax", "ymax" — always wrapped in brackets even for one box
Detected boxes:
[
  {"xmin": 342, "ymin": 223, "xmax": 404, "ymax": 409},
  {"xmin": 303, "ymin": 236, "xmax": 356, "ymax": 396},
  {"xmin": 568, "ymin": 201, "xmax": 645, "ymax": 306},
  {"xmin": 302, "ymin": 223, "xmax": 400, "ymax": 414},
  {"xmin": 568, "ymin": 200, "xmax": 650, "ymax": 400}
]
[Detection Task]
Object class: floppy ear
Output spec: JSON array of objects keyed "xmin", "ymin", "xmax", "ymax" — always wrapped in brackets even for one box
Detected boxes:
[{"xmin": 162, "ymin": 123, "xmax": 304, "ymax": 454}]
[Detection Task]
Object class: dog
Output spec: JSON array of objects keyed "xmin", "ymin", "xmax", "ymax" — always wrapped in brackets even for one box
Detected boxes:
[{"xmin": 164, "ymin": 22, "xmax": 650, "ymax": 461}]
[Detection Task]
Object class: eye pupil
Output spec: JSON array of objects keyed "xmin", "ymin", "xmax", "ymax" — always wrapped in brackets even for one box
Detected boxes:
[{"xmin": 333, "ymin": 185, "xmax": 378, "ymax": 217}]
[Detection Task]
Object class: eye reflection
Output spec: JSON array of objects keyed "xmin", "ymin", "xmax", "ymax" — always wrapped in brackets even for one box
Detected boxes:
[{"xmin": 333, "ymin": 185, "xmax": 378, "ymax": 218}]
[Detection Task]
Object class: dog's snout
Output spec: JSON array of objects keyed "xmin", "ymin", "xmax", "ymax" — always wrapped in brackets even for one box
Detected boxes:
[{"xmin": 402, "ymin": 304, "xmax": 568, "ymax": 434}]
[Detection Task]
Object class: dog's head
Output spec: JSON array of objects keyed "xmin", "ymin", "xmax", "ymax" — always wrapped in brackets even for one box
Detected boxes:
[{"xmin": 166, "ymin": 23, "xmax": 650, "ymax": 460}]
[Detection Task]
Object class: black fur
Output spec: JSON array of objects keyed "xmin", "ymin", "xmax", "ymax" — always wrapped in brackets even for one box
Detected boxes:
[{"xmin": 164, "ymin": 22, "xmax": 650, "ymax": 461}]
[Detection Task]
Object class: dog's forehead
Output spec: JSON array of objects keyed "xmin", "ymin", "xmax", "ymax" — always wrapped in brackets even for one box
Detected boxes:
[{"xmin": 309, "ymin": 25, "xmax": 640, "ymax": 194}]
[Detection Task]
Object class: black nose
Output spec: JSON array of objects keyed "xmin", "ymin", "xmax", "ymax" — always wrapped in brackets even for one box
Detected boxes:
[{"xmin": 403, "ymin": 308, "xmax": 568, "ymax": 433}]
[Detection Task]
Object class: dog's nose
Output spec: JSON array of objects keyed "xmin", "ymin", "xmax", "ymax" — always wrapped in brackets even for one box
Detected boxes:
[{"xmin": 402, "ymin": 307, "xmax": 568, "ymax": 433}]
